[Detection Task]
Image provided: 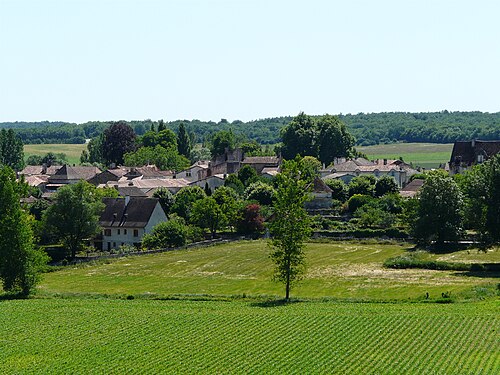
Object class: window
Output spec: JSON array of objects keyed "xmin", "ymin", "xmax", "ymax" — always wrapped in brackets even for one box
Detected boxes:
[
  {"xmin": 117, "ymin": 229, "xmax": 120, "ymax": 235},
  {"xmin": 134, "ymin": 229, "xmax": 139, "ymax": 237},
  {"xmin": 477, "ymin": 154, "xmax": 484, "ymax": 163},
  {"xmin": 104, "ymin": 229, "xmax": 111, "ymax": 236},
  {"xmin": 186, "ymin": 171, "xmax": 192, "ymax": 177},
  {"xmin": 124, "ymin": 229, "xmax": 127, "ymax": 235}
]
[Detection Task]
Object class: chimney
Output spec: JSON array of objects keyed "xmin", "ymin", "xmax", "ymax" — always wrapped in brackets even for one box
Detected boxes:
[
  {"xmin": 383, "ymin": 159, "xmax": 387, "ymax": 165},
  {"xmin": 125, "ymin": 195, "xmax": 130, "ymax": 206},
  {"xmin": 471, "ymin": 139, "xmax": 475, "ymax": 148},
  {"xmin": 41, "ymin": 163, "xmax": 47, "ymax": 174}
]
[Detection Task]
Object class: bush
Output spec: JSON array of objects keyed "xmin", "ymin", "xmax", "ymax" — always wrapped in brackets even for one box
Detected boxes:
[
  {"xmin": 236, "ymin": 204, "xmax": 265, "ymax": 234},
  {"xmin": 142, "ymin": 217, "xmax": 188, "ymax": 250},
  {"xmin": 347, "ymin": 194, "xmax": 374, "ymax": 213},
  {"xmin": 383, "ymin": 252, "xmax": 470, "ymax": 271}
]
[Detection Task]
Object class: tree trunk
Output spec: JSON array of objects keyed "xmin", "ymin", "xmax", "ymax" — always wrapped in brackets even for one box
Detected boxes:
[{"xmin": 285, "ymin": 257, "xmax": 291, "ymax": 301}]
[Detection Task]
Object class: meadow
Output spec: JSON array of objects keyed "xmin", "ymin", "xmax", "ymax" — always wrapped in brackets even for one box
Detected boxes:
[
  {"xmin": 39, "ymin": 241, "xmax": 499, "ymax": 302},
  {"xmin": 357, "ymin": 143, "xmax": 454, "ymax": 169},
  {"xmin": 24, "ymin": 143, "xmax": 87, "ymax": 165}
]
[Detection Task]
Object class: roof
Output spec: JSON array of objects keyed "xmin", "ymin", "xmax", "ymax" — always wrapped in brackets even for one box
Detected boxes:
[
  {"xmin": 450, "ymin": 140, "xmax": 500, "ymax": 165},
  {"xmin": 19, "ymin": 165, "xmax": 62, "ymax": 176},
  {"xmin": 23, "ymin": 175, "xmax": 49, "ymax": 187},
  {"xmin": 124, "ymin": 165, "xmax": 173, "ymax": 179},
  {"xmin": 261, "ymin": 167, "xmax": 279, "ymax": 176},
  {"xmin": 310, "ymin": 177, "xmax": 333, "ymax": 193},
  {"xmin": 242, "ymin": 156, "xmax": 279, "ymax": 165},
  {"xmin": 332, "ymin": 159, "xmax": 414, "ymax": 173},
  {"xmin": 401, "ymin": 179, "xmax": 425, "ymax": 192},
  {"xmin": 88, "ymin": 168, "xmax": 128, "ymax": 185},
  {"xmin": 322, "ymin": 172, "xmax": 356, "ymax": 180},
  {"xmin": 115, "ymin": 186, "xmax": 148, "ymax": 197},
  {"xmin": 103, "ymin": 178, "xmax": 190, "ymax": 190},
  {"xmin": 48, "ymin": 165, "xmax": 101, "ymax": 181},
  {"xmin": 100, "ymin": 197, "xmax": 161, "ymax": 228}
]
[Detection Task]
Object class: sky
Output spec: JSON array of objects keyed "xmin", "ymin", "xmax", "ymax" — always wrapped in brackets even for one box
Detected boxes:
[{"xmin": 1, "ymin": 0, "xmax": 499, "ymax": 123}]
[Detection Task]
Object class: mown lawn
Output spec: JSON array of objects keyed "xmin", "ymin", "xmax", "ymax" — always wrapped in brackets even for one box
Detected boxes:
[
  {"xmin": 0, "ymin": 299, "xmax": 498, "ymax": 374},
  {"xmin": 24, "ymin": 144, "xmax": 87, "ymax": 165},
  {"xmin": 357, "ymin": 142, "xmax": 453, "ymax": 169},
  {"xmin": 39, "ymin": 241, "xmax": 499, "ymax": 301}
]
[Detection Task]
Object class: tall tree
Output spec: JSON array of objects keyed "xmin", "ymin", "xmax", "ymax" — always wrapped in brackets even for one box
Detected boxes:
[
  {"xmin": 177, "ymin": 122, "xmax": 192, "ymax": 159},
  {"xmin": 43, "ymin": 181, "xmax": 105, "ymax": 259},
  {"xmin": 209, "ymin": 129, "xmax": 236, "ymax": 157},
  {"xmin": 102, "ymin": 121, "xmax": 137, "ymax": 166},
  {"xmin": 0, "ymin": 129, "xmax": 25, "ymax": 171},
  {"xmin": 268, "ymin": 158, "xmax": 312, "ymax": 301},
  {"xmin": 0, "ymin": 166, "xmax": 47, "ymax": 296},
  {"xmin": 157, "ymin": 119, "xmax": 166, "ymax": 132},
  {"xmin": 171, "ymin": 186, "xmax": 206, "ymax": 221},
  {"xmin": 280, "ymin": 112, "xmax": 317, "ymax": 160},
  {"xmin": 190, "ymin": 197, "xmax": 227, "ymax": 238},
  {"xmin": 412, "ymin": 172, "xmax": 463, "ymax": 245},
  {"xmin": 316, "ymin": 114, "xmax": 355, "ymax": 166}
]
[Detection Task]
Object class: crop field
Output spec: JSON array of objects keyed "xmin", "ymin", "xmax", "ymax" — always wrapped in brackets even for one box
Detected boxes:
[
  {"xmin": 357, "ymin": 143, "xmax": 454, "ymax": 169},
  {"xmin": 39, "ymin": 241, "xmax": 499, "ymax": 302},
  {"xmin": 0, "ymin": 299, "xmax": 498, "ymax": 374},
  {"xmin": 24, "ymin": 143, "xmax": 87, "ymax": 165}
]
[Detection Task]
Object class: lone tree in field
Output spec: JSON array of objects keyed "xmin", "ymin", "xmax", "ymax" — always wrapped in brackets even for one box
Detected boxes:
[
  {"xmin": 0, "ymin": 166, "xmax": 47, "ymax": 296},
  {"xmin": 268, "ymin": 158, "xmax": 312, "ymax": 301}
]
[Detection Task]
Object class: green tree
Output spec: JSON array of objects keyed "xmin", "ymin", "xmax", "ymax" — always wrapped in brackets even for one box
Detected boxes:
[
  {"xmin": 177, "ymin": 123, "xmax": 192, "ymax": 158},
  {"xmin": 280, "ymin": 112, "xmax": 317, "ymax": 160},
  {"xmin": 245, "ymin": 181, "xmax": 275, "ymax": 206},
  {"xmin": 190, "ymin": 197, "xmax": 227, "ymax": 238},
  {"xmin": 0, "ymin": 166, "xmax": 47, "ymax": 296},
  {"xmin": 87, "ymin": 133, "xmax": 105, "ymax": 164},
  {"xmin": 412, "ymin": 172, "xmax": 463, "ymax": 245},
  {"xmin": 484, "ymin": 155, "xmax": 500, "ymax": 242},
  {"xmin": 102, "ymin": 121, "xmax": 137, "ymax": 166},
  {"xmin": 375, "ymin": 175, "xmax": 399, "ymax": 197},
  {"xmin": 171, "ymin": 186, "xmax": 206, "ymax": 220},
  {"xmin": 157, "ymin": 119, "xmax": 166, "ymax": 132},
  {"xmin": 209, "ymin": 129, "xmax": 236, "ymax": 157},
  {"xmin": 123, "ymin": 145, "xmax": 190, "ymax": 171},
  {"xmin": 212, "ymin": 186, "xmax": 240, "ymax": 230},
  {"xmin": 153, "ymin": 188, "xmax": 175, "ymax": 218},
  {"xmin": 324, "ymin": 178, "xmax": 348, "ymax": 202},
  {"xmin": 268, "ymin": 158, "xmax": 312, "ymax": 301},
  {"xmin": 142, "ymin": 216, "xmax": 188, "ymax": 249},
  {"xmin": 224, "ymin": 174, "xmax": 245, "ymax": 195},
  {"xmin": 300, "ymin": 156, "xmax": 322, "ymax": 181},
  {"xmin": 348, "ymin": 176, "xmax": 375, "ymax": 197},
  {"xmin": 316, "ymin": 114, "xmax": 355, "ymax": 166},
  {"xmin": 0, "ymin": 129, "xmax": 25, "ymax": 171},
  {"xmin": 43, "ymin": 181, "xmax": 105, "ymax": 259},
  {"xmin": 237, "ymin": 165, "xmax": 258, "ymax": 187}
]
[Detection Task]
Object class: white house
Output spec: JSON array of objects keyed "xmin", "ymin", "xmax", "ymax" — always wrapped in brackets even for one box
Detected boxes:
[
  {"xmin": 95, "ymin": 196, "xmax": 167, "ymax": 251},
  {"xmin": 175, "ymin": 160, "xmax": 210, "ymax": 182}
]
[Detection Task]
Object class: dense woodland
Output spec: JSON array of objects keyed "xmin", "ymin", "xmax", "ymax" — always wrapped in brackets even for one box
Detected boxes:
[{"xmin": 2, "ymin": 111, "xmax": 500, "ymax": 145}]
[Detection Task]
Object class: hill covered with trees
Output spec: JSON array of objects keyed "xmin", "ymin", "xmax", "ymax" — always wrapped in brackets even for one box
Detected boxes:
[{"xmin": 1, "ymin": 111, "xmax": 499, "ymax": 145}]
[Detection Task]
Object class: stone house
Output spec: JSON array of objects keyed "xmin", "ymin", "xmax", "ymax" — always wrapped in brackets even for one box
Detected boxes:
[{"xmin": 449, "ymin": 140, "xmax": 500, "ymax": 175}]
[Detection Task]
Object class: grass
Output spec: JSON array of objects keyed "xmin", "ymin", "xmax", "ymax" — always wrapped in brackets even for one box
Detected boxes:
[
  {"xmin": 0, "ymin": 298, "xmax": 498, "ymax": 374},
  {"xmin": 357, "ymin": 142, "xmax": 454, "ymax": 169},
  {"xmin": 39, "ymin": 241, "xmax": 499, "ymax": 302},
  {"xmin": 24, "ymin": 144, "xmax": 88, "ymax": 165}
]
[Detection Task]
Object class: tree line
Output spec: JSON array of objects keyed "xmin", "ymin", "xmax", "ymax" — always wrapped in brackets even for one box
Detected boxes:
[{"xmin": 3, "ymin": 111, "xmax": 500, "ymax": 146}]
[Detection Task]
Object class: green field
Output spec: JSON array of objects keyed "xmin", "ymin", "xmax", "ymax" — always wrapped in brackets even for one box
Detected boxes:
[
  {"xmin": 357, "ymin": 143, "xmax": 454, "ymax": 169},
  {"xmin": 24, "ymin": 144, "xmax": 88, "ymax": 165},
  {"xmin": 39, "ymin": 241, "xmax": 499, "ymax": 302},
  {"xmin": 0, "ymin": 299, "xmax": 498, "ymax": 374}
]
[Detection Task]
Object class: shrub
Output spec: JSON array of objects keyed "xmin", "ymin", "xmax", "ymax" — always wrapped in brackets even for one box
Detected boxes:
[
  {"xmin": 236, "ymin": 204, "xmax": 265, "ymax": 234},
  {"xmin": 142, "ymin": 217, "xmax": 188, "ymax": 249},
  {"xmin": 347, "ymin": 194, "xmax": 374, "ymax": 213}
]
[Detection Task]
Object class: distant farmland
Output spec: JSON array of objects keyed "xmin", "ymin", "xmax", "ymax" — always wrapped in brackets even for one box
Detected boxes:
[
  {"xmin": 357, "ymin": 143, "xmax": 454, "ymax": 169},
  {"xmin": 24, "ymin": 144, "xmax": 87, "ymax": 165}
]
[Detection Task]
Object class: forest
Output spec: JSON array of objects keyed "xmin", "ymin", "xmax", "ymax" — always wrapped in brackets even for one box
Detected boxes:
[{"xmin": 1, "ymin": 111, "xmax": 499, "ymax": 145}]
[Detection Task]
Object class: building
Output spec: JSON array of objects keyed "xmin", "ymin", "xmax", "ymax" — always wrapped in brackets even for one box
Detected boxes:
[
  {"xmin": 449, "ymin": 140, "xmax": 500, "ymax": 174},
  {"xmin": 175, "ymin": 160, "xmax": 210, "ymax": 182},
  {"xmin": 95, "ymin": 196, "xmax": 167, "ymax": 251},
  {"xmin": 46, "ymin": 165, "xmax": 101, "ymax": 191}
]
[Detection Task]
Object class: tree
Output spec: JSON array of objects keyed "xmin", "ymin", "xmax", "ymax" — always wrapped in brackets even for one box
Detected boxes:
[
  {"xmin": 171, "ymin": 186, "xmax": 206, "ymax": 221},
  {"xmin": 316, "ymin": 115, "xmax": 355, "ymax": 166},
  {"xmin": 153, "ymin": 188, "xmax": 175, "ymax": 218},
  {"xmin": 190, "ymin": 197, "xmax": 227, "ymax": 238},
  {"xmin": 237, "ymin": 165, "xmax": 258, "ymax": 187},
  {"xmin": 300, "ymin": 156, "xmax": 322, "ymax": 181},
  {"xmin": 236, "ymin": 203, "xmax": 264, "ymax": 234},
  {"xmin": 157, "ymin": 119, "xmax": 166, "ymax": 132},
  {"xmin": 177, "ymin": 123, "xmax": 192, "ymax": 158},
  {"xmin": 484, "ymin": 155, "xmax": 500, "ymax": 242},
  {"xmin": 268, "ymin": 158, "xmax": 312, "ymax": 301},
  {"xmin": 0, "ymin": 129, "xmax": 25, "ymax": 171},
  {"xmin": 280, "ymin": 112, "xmax": 317, "ymax": 160},
  {"xmin": 0, "ymin": 166, "xmax": 47, "ymax": 296},
  {"xmin": 142, "ymin": 217, "xmax": 188, "ymax": 249},
  {"xmin": 375, "ymin": 175, "xmax": 399, "ymax": 197},
  {"xmin": 87, "ymin": 134, "xmax": 105, "ymax": 164},
  {"xmin": 348, "ymin": 176, "xmax": 375, "ymax": 197},
  {"xmin": 324, "ymin": 179, "xmax": 348, "ymax": 202},
  {"xmin": 224, "ymin": 174, "xmax": 245, "ymax": 195},
  {"xmin": 209, "ymin": 130, "xmax": 236, "ymax": 157},
  {"xmin": 245, "ymin": 181, "xmax": 275, "ymax": 206},
  {"xmin": 43, "ymin": 181, "xmax": 105, "ymax": 259},
  {"xmin": 412, "ymin": 172, "xmax": 463, "ymax": 245},
  {"xmin": 123, "ymin": 145, "xmax": 190, "ymax": 171},
  {"xmin": 102, "ymin": 121, "xmax": 137, "ymax": 166},
  {"xmin": 212, "ymin": 186, "xmax": 240, "ymax": 229}
]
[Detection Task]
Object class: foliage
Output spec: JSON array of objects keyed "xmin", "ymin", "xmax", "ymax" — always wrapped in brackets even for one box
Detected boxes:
[
  {"xmin": 123, "ymin": 145, "xmax": 190, "ymax": 171},
  {"xmin": 211, "ymin": 186, "xmax": 240, "ymax": 229},
  {"xmin": 245, "ymin": 181, "xmax": 275, "ymax": 206},
  {"xmin": 0, "ymin": 166, "xmax": 47, "ymax": 296},
  {"xmin": 26, "ymin": 152, "xmax": 68, "ymax": 166},
  {"xmin": 177, "ymin": 123, "xmax": 191, "ymax": 159},
  {"xmin": 190, "ymin": 197, "xmax": 227, "ymax": 238},
  {"xmin": 355, "ymin": 204, "xmax": 396, "ymax": 228},
  {"xmin": 384, "ymin": 251, "xmax": 471, "ymax": 271},
  {"xmin": 324, "ymin": 178, "xmax": 348, "ymax": 202},
  {"xmin": 268, "ymin": 158, "xmax": 312, "ymax": 300},
  {"xmin": 141, "ymin": 129, "xmax": 178, "ymax": 150},
  {"xmin": 300, "ymin": 155, "xmax": 322, "ymax": 180},
  {"xmin": 348, "ymin": 176, "xmax": 375, "ymax": 197},
  {"xmin": 0, "ymin": 129, "xmax": 24, "ymax": 171},
  {"xmin": 43, "ymin": 181, "xmax": 105, "ymax": 259},
  {"xmin": 412, "ymin": 172, "xmax": 463, "ymax": 245},
  {"xmin": 347, "ymin": 194, "xmax": 374, "ymax": 213},
  {"xmin": 153, "ymin": 188, "xmax": 175, "ymax": 218},
  {"xmin": 236, "ymin": 204, "xmax": 264, "ymax": 234},
  {"xmin": 87, "ymin": 133, "xmax": 105, "ymax": 164},
  {"xmin": 171, "ymin": 186, "xmax": 206, "ymax": 221},
  {"xmin": 316, "ymin": 114, "xmax": 355, "ymax": 166},
  {"xmin": 224, "ymin": 174, "xmax": 245, "ymax": 195},
  {"xmin": 142, "ymin": 216, "xmax": 188, "ymax": 249},
  {"xmin": 374, "ymin": 175, "xmax": 399, "ymax": 197},
  {"xmin": 237, "ymin": 165, "xmax": 258, "ymax": 187},
  {"xmin": 209, "ymin": 129, "xmax": 236, "ymax": 157},
  {"xmin": 102, "ymin": 121, "xmax": 137, "ymax": 166},
  {"xmin": 189, "ymin": 147, "xmax": 211, "ymax": 163}
]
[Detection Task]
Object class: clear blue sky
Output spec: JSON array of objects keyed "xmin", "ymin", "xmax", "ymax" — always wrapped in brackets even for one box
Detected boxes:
[{"xmin": 1, "ymin": 0, "xmax": 499, "ymax": 123}]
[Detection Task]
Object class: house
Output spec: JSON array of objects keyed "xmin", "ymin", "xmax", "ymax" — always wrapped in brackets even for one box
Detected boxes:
[
  {"xmin": 19, "ymin": 164, "xmax": 62, "ymax": 176},
  {"xmin": 241, "ymin": 156, "xmax": 280, "ymax": 174},
  {"xmin": 323, "ymin": 158, "xmax": 417, "ymax": 188},
  {"xmin": 100, "ymin": 177, "xmax": 190, "ymax": 195},
  {"xmin": 305, "ymin": 177, "xmax": 333, "ymax": 210},
  {"xmin": 399, "ymin": 179, "xmax": 425, "ymax": 198},
  {"xmin": 95, "ymin": 196, "xmax": 167, "ymax": 251},
  {"xmin": 88, "ymin": 168, "xmax": 128, "ymax": 185},
  {"xmin": 190, "ymin": 174, "xmax": 226, "ymax": 192},
  {"xmin": 123, "ymin": 165, "xmax": 173, "ymax": 180},
  {"xmin": 449, "ymin": 140, "xmax": 500, "ymax": 174},
  {"xmin": 175, "ymin": 160, "xmax": 210, "ymax": 182},
  {"xmin": 321, "ymin": 172, "xmax": 357, "ymax": 184},
  {"xmin": 46, "ymin": 165, "xmax": 101, "ymax": 191}
]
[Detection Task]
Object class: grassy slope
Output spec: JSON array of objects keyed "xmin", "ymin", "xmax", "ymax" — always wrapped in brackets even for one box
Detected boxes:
[
  {"xmin": 357, "ymin": 143, "xmax": 454, "ymax": 169},
  {"xmin": 24, "ymin": 144, "xmax": 87, "ymax": 165},
  {"xmin": 0, "ymin": 299, "xmax": 498, "ymax": 374},
  {"xmin": 39, "ymin": 241, "xmax": 499, "ymax": 301}
]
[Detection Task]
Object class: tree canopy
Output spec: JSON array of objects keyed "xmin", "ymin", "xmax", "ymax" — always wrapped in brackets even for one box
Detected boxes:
[{"xmin": 102, "ymin": 121, "xmax": 137, "ymax": 166}]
